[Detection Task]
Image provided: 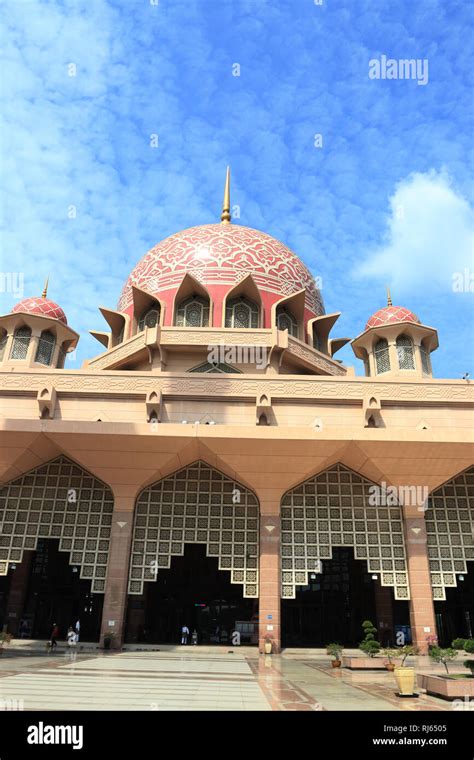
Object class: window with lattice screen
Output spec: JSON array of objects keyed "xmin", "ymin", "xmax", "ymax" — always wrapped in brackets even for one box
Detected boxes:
[
  {"xmin": 396, "ymin": 334, "xmax": 415, "ymax": 370},
  {"xmin": 138, "ymin": 304, "xmax": 160, "ymax": 331},
  {"xmin": 35, "ymin": 330, "xmax": 56, "ymax": 365},
  {"xmin": 374, "ymin": 338, "xmax": 390, "ymax": 374},
  {"xmin": 225, "ymin": 297, "xmax": 259, "ymax": 328},
  {"xmin": 0, "ymin": 333, "xmax": 7, "ymax": 361},
  {"xmin": 420, "ymin": 344, "xmax": 431, "ymax": 375},
  {"xmin": 276, "ymin": 307, "xmax": 298, "ymax": 337},
  {"xmin": 10, "ymin": 326, "xmax": 31, "ymax": 360},
  {"xmin": 175, "ymin": 296, "xmax": 209, "ymax": 327}
]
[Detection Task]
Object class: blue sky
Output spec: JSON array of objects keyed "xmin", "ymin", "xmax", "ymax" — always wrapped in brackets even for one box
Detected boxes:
[{"xmin": 1, "ymin": 0, "xmax": 473, "ymax": 376}]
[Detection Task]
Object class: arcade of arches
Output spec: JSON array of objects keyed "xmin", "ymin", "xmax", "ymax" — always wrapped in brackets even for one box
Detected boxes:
[{"xmin": 0, "ymin": 459, "xmax": 472, "ymax": 651}]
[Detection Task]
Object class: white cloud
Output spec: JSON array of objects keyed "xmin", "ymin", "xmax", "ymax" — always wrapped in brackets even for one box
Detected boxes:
[{"xmin": 356, "ymin": 170, "xmax": 474, "ymax": 293}]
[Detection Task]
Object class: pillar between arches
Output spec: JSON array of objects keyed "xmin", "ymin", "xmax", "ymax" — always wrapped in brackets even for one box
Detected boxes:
[
  {"xmin": 100, "ymin": 492, "xmax": 135, "ymax": 648},
  {"xmin": 258, "ymin": 495, "xmax": 281, "ymax": 654},
  {"xmin": 402, "ymin": 504, "xmax": 436, "ymax": 655}
]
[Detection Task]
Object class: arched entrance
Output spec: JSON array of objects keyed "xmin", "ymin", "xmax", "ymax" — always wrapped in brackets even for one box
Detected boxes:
[
  {"xmin": 128, "ymin": 544, "xmax": 257, "ymax": 644},
  {"xmin": 19, "ymin": 541, "xmax": 103, "ymax": 640},
  {"xmin": 426, "ymin": 467, "xmax": 474, "ymax": 645},
  {"xmin": 280, "ymin": 464, "xmax": 411, "ymax": 647},
  {"xmin": 0, "ymin": 456, "xmax": 113, "ymax": 640},
  {"xmin": 125, "ymin": 461, "xmax": 259, "ymax": 645}
]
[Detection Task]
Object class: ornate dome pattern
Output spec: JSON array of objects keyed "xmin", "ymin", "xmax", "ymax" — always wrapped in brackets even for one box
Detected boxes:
[
  {"xmin": 117, "ymin": 224, "xmax": 323, "ymax": 315},
  {"xmin": 12, "ymin": 297, "xmax": 67, "ymax": 325},
  {"xmin": 366, "ymin": 305, "xmax": 420, "ymax": 331}
]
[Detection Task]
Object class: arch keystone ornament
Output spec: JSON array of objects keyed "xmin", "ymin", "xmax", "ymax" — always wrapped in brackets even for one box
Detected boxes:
[{"xmin": 128, "ymin": 461, "xmax": 259, "ymax": 597}]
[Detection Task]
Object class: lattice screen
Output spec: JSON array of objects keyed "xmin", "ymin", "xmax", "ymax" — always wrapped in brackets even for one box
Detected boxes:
[
  {"xmin": 280, "ymin": 463, "xmax": 410, "ymax": 600},
  {"xmin": 128, "ymin": 461, "xmax": 259, "ymax": 597},
  {"xmin": 0, "ymin": 456, "xmax": 113, "ymax": 592},
  {"xmin": 425, "ymin": 467, "xmax": 474, "ymax": 600}
]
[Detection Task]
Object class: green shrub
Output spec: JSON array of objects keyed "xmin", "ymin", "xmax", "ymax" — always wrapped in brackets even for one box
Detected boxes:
[
  {"xmin": 463, "ymin": 639, "xmax": 474, "ymax": 654},
  {"xmin": 451, "ymin": 638, "xmax": 466, "ymax": 650},
  {"xmin": 359, "ymin": 620, "xmax": 380, "ymax": 657}
]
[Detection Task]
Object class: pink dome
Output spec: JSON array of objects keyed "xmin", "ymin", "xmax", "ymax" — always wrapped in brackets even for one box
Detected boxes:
[
  {"xmin": 12, "ymin": 296, "xmax": 67, "ymax": 325},
  {"xmin": 366, "ymin": 305, "xmax": 420, "ymax": 331},
  {"xmin": 117, "ymin": 223, "xmax": 323, "ymax": 317}
]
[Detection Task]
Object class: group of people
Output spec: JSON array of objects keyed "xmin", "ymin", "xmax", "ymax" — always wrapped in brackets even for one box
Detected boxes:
[
  {"xmin": 181, "ymin": 625, "xmax": 198, "ymax": 645},
  {"xmin": 47, "ymin": 619, "xmax": 80, "ymax": 649}
]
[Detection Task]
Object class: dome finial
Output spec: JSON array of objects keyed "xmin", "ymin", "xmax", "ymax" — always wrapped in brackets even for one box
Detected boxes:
[
  {"xmin": 220, "ymin": 166, "xmax": 231, "ymax": 224},
  {"xmin": 386, "ymin": 285, "xmax": 392, "ymax": 307},
  {"xmin": 42, "ymin": 276, "xmax": 49, "ymax": 299}
]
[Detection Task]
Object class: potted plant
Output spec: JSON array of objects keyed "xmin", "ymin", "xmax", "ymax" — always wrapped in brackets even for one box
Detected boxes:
[
  {"xmin": 103, "ymin": 631, "xmax": 116, "ymax": 651},
  {"xmin": 359, "ymin": 620, "xmax": 380, "ymax": 658},
  {"xmin": 0, "ymin": 632, "xmax": 12, "ymax": 654},
  {"xmin": 381, "ymin": 646, "xmax": 400, "ymax": 672},
  {"xmin": 264, "ymin": 636, "xmax": 273, "ymax": 655},
  {"xmin": 428, "ymin": 646, "xmax": 457, "ymax": 674},
  {"xmin": 394, "ymin": 644, "xmax": 418, "ymax": 696},
  {"xmin": 326, "ymin": 643, "xmax": 343, "ymax": 668}
]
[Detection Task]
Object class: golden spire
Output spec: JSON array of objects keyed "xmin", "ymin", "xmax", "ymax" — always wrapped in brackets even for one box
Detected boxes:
[
  {"xmin": 42, "ymin": 276, "xmax": 49, "ymax": 299},
  {"xmin": 220, "ymin": 166, "xmax": 231, "ymax": 224},
  {"xmin": 386, "ymin": 286, "xmax": 392, "ymax": 307}
]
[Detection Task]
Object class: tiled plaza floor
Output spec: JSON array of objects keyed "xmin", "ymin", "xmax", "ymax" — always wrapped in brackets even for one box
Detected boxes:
[{"xmin": 0, "ymin": 648, "xmax": 457, "ymax": 711}]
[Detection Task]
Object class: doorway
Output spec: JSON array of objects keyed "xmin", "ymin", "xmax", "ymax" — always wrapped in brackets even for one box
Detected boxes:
[
  {"xmin": 20, "ymin": 539, "xmax": 103, "ymax": 640},
  {"xmin": 126, "ymin": 544, "xmax": 257, "ymax": 645}
]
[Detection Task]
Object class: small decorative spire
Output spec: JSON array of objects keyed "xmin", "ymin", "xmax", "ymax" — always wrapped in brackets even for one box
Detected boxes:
[
  {"xmin": 42, "ymin": 277, "xmax": 49, "ymax": 299},
  {"xmin": 386, "ymin": 286, "xmax": 392, "ymax": 307},
  {"xmin": 220, "ymin": 166, "xmax": 231, "ymax": 224}
]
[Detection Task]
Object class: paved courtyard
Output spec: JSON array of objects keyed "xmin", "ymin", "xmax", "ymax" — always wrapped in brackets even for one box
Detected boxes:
[{"xmin": 0, "ymin": 646, "xmax": 459, "ymax": 711}]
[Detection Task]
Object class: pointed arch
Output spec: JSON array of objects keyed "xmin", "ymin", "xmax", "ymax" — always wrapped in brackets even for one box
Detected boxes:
[
  {"xmin": 222, "ymin": 274, "xmax": 262, "ymax": 328},
  {"xmin": 173, "ymin": 274, "xmax": 212, "ymax": 327},
  {"xmin": 0, "ymin": 456, "xmax": 114, "ymax": 593},
  {"xmin": 280, "ymin": 463, "xmax": 409, "ymax": 600},
  {"xmin": 425, "ymin": 466, "xmax": 474, "ymax": 600},
  {"xmin": 128, "ymin": 461, "xmax": 259, "ymax": 598}
]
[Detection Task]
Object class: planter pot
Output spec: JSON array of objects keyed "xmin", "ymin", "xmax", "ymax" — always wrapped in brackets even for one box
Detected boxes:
[
  {"xmin": 394, "ymin": 667, "xmax": 416, "ymax": 696},
  {"xmin": 264, "ymin": 643, "xmax": 272, "ymax": 655},
  {"xmin": 331, "ymin": 659, "xmax": 341, "ymax": 668},
  {"xmin": 342, "ymin": 656, "xmax": 386, "ymax": 670},
  {"xmin": 417, "ymin": 673, "xmax": 474, "ymax": 701},
  {"xmin": 386, "ymin": 663, "xmax": 396, "ymax": 672}
]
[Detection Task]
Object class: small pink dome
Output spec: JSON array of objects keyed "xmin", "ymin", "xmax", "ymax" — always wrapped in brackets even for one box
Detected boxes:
[
  {"xmin": 365, "ymin": 305, "xmax": 420, "ymax": 331},
  {"xmin": 12, "ymin": 296, "xmax": 67, "ymax": 325}
]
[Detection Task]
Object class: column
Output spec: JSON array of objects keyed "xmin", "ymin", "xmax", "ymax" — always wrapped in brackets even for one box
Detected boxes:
[
  {"xmin": 402, "ymin": 505, "xmax": 436, "ymax": 654},
  {"xmin": 258, "ymin": 504, "xmax": 281, "ymax": 653},
  {"xmin": 100, "ymin": 494, "xmax": 134, "ymax": 648}
]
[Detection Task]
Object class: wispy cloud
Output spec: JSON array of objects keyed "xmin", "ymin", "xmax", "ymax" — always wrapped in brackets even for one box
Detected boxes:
[{"xmin": 356, "ymin": 170, "xmax": 474, "ymax": 293}]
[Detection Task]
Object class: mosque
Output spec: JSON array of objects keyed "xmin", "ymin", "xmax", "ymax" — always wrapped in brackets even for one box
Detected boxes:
[{"xmin": 0, "ymin": 170, "xmax": 472, "ymax": 652}]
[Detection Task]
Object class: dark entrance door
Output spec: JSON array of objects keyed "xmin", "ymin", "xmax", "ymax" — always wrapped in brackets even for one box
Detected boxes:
[
  {"xmin": 281, "ymin": 547, "xmax": 377, "ymax": 647},
  {"xmin": 130, "ymin": 544, "xmax": 257, "ymax": 645},
  {"xmin": 435, "ymin": 565, "xmax": 474, "ymax": 645},
  {"xmin": 22, "ymin": 539, "xmax": 103, "ymax": 641}
]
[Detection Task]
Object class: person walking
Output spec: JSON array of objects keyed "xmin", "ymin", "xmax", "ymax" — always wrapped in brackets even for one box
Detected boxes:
[
  {"xmin": 192, "ymin": 629, "xmax": 198, "ymax": 646},
  {"xmin": 74, "ymin": 619, "xmax": 80, "ymax": 643},
  {"xmin": 181, "ymin": 624, "xmax": 189, "ymax": 645},
  {"xmin": 48, "ymin": 623, "xmax": 59, "ymax": 650}
]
